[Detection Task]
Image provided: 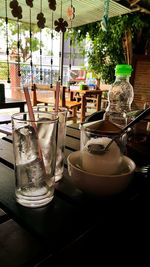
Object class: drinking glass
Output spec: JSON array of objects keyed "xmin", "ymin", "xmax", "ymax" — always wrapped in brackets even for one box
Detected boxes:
[
  {"xmin": 12, "ymin": 111, "xmax": 58, "ymax": 208},
  {"xmin": 35, "ymin": 105, "xmax": 68, "ymax": 182},
  {"xmin": 80, "ymin": 120, "xmax": 127, "ymax": 176}
]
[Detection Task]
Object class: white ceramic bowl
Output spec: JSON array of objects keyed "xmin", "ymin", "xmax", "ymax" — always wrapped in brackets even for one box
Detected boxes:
[{"xmin": 67, "ymin": 151, "xmax": 136, "ymax": 196}]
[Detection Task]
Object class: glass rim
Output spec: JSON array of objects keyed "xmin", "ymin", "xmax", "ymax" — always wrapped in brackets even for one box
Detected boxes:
[
  {"xmin": 33, "ymin": 105, "xmax": 68, "ymax": 114},
  {"xmin": 11, "ymin": 111, "xmax": 59, "ymax": 123},
  {"xmin": 83, "ymin": 128, "xmax": 120, "ymax": 136}
]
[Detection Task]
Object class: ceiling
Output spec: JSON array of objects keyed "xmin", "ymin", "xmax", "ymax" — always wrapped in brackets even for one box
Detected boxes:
[
  {"xmin": 117, "ymin": 0, "xmax": 150, "ymax": 14},
  {"xmin": 0, "ymin": 0, "xmax": 131, "ymax": 29}
]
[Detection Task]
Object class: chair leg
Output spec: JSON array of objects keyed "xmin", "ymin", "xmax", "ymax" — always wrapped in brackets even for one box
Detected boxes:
[{"xmin": 72, "ymin": 107, "xmax": 77, "ymax": 123}]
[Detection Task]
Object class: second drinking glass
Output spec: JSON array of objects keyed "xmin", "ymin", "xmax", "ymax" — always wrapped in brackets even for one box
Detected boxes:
[{"xmin": 35, "ymin": 105, "xmax": 68, "ymax": 182}]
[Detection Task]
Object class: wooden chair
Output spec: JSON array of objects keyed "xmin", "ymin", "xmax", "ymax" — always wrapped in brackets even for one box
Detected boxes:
[
  {"xmin": 0, "ymin": 84, "xmax": 81, "ymax": 136},
  {"xmin": 31, "ymin": 83, "xmax": 81, "ymax": 122},
  {"xmin": 31, "ymin": 83, "xmax": 55, "ymax": 106}
]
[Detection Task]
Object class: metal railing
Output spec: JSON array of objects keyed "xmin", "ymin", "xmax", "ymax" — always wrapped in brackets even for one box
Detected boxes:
[{"xmin": 0, "ymin": 61, "xmax": 69, "ymax": 87}]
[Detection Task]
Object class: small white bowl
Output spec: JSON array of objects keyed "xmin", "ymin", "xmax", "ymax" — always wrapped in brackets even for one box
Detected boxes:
[{"xmin": 67, "ymin": 151, "xmax": 136, "ymax": 196}]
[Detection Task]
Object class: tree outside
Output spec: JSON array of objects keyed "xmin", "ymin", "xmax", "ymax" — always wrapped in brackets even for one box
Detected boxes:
[
  {"xmin": 71, "ymin": 12, "xmax": 150, "ymax": 84},
  {"xmin": 0, "ymin": 18, "xmax": 42, "ymax": 62}
]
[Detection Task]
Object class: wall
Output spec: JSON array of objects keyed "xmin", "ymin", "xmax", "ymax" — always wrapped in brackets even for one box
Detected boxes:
[{"xmin": 131, "ymin": 55, "xmax": 150, "ymax": 109}]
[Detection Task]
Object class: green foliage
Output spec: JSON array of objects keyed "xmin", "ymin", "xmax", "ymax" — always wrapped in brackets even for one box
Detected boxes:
[
  {"xmin": 65, "ymin": 29, "xmax": 86, "ymax": 59},
  {"xmin": 0, "ymin": 18, "xmax": 41, "ymax": 62},
  {"xmin": 72, "ymin": 13, "xmax": 149, "ymax": 84},
  {"xmin": 0, "ymin": 62, "xmax": 8, "ymax": 80}
]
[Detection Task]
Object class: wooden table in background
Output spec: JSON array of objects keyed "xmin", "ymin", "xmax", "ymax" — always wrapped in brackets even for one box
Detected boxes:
[{"xmin": 69, "ymin": 88, "xmax": 102, "ymax": 122}]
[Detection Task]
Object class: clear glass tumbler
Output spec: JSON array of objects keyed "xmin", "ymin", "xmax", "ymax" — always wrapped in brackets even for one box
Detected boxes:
[
  {"xmin": 80, "ymin": 120, "xmax": 127, "ymax": 176},
  {"xmin": 12, "ymin": 111, "xmax": 58, "ymax": 208},
  {"xmin": 35, "ymin": 105, "xmax": 68, "ymax": 182}
]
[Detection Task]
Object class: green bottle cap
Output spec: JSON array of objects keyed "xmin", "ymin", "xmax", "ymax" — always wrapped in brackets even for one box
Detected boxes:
[{"xmin": 115, "ymin": 64, "xmax": 133, "ymax": 76}]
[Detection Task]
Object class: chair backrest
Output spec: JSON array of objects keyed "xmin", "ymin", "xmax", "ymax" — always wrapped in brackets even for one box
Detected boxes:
[{"xmin": 31, "ymin": 83, "xmax": 66, "ymax": 107}]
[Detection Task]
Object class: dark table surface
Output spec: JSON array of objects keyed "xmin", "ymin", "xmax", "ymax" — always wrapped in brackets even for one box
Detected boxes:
[
  {"xmin": 0, "ymin": 98, "xmax": 25, "ymax": 112},
  {"xmin": 0, "ymin": 123, "xmax": 150, "ymax": 266}
]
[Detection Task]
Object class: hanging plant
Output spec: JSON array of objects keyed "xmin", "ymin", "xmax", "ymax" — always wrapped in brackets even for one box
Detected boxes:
[
  {"xmin": 54, "ymin": 18, "xmax": 68, "ymax": 32},
  {"xmin": 48, "ymin": 0, "xmax": 56, "ymax": 11}
]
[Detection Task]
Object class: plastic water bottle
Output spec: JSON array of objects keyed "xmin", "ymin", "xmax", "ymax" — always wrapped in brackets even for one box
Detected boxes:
[{"xmin": 105, "ymin": 64, "xmax": 134, "ymax": 128}]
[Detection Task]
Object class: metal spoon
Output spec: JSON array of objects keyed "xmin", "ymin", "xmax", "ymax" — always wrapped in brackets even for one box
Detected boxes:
[{"xmin": 88, "ymin": 107, "xmax": 150, "ymax": 154}]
